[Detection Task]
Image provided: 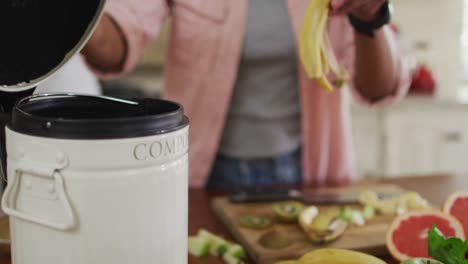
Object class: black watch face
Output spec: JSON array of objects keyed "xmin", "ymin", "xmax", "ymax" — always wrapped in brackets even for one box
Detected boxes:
[{"xmin": 0, "ymin": 0, "xmax": 101, "ymax": 86}]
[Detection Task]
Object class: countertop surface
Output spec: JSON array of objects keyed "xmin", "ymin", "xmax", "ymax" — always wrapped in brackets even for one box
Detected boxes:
[
  {"xmin": 0, "ymin": 174, "xmax": 465, "ymax": 264},
  {"xmin": 187, "ymin": 174, "xmax": 468, "ymax": 264}
]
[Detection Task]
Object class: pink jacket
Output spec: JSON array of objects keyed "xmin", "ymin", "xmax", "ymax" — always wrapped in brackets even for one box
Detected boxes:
[{"xmin": 93, "ymin": 0, "xmax": 410, "ymax": 188}]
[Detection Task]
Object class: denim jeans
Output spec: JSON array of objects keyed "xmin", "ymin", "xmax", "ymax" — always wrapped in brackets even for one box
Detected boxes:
[{"xmin": 206, "ymin": 148, "xmax": 303, "ymax": 190}]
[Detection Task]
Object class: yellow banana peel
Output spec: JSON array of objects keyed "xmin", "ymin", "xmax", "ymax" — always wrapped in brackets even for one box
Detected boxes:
[{"xmin": 299, "ymin": 0, "xmax": 349, "ymax": 92}]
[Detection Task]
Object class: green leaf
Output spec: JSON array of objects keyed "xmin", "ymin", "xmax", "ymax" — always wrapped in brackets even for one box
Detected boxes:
[{"xmin": 428, "ymin": 225, "xmax": 468, "ymax": 264}]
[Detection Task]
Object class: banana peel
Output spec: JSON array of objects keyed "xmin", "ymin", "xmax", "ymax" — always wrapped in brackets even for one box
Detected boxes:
[
  {"xmin": 299, "ymin": 206, "xmax": 348, "ymax": 244},
  {"xmin": 299, "ymin": 0, "xmax": 349, "ymax": 92}
]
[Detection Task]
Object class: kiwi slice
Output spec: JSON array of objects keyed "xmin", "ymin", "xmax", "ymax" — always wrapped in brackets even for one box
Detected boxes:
[
  {"xmin": 258, "ymin": 230, "xmax": 293, "ymax": 250},
  {"xmin": 272, "ymin": 201, "xmax": 305, "ymax": 222},
  {"xmin": 239, "ymin": 215, "xmax": 272, "ymax": 230}
]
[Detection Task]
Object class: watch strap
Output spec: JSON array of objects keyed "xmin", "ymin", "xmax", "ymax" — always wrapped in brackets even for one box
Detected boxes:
[{"xmin": 348, "ymin": 1, "xmax": 391, "ymax": 38}]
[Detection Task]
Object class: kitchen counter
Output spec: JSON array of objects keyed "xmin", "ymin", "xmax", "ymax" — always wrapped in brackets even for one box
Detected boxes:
[
  {"xmin": 0, "ymin": 174, "xmax": 465, "ymax": 264},
  {"xmin": 187, "ymin": 174, "xmax": 468, "ymax": 264}
]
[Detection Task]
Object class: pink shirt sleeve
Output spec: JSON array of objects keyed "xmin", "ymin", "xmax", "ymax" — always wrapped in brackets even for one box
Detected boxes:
[{"xmin": 87, "ymin": 0, "xmax": 169, "ymax": 79}]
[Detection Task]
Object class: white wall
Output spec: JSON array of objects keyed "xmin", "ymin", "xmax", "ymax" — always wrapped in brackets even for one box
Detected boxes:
[{"xmin": 391, "ymin": 0, "xmax": 464, "ymax": 101}]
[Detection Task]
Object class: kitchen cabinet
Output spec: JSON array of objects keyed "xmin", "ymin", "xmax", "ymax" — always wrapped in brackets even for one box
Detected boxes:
[
  {"xmin": 392, "ymin": 0, "xmax": 464, "ymax": 102},
  {"xmin": 351, "ymin": 108, "xmax": 382, "ymax": 177},
  {"xmin": 352, "ymin": 97, "xmax": 468, "ymax": 178}
]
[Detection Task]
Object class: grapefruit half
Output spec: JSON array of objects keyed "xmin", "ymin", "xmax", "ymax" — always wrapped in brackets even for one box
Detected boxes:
[
  {"xmin": 443, "ymin": 191, "xmax": 468, "ymax": 238},
  {"xmin": 386, "ymin": 210, "xmax": 465, "ymax": 262}
]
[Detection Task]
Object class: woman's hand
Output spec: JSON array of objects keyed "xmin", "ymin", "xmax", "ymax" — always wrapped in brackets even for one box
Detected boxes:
[
  {"xmin": 82, "ymin": 15, "xmax": 127, "ymax": 73},
  {"xmin": 330, "ymin": 0, "xmax": 386, "ymax": 21},
  {"xmin": 328, "ymin": 0, "xmax": 403, "ymax": 102}
]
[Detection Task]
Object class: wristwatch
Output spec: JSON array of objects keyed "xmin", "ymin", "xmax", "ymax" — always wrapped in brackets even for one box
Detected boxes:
[{"xmin": 348, "ymin": 1, "xmax": 391, "ymax": 38}]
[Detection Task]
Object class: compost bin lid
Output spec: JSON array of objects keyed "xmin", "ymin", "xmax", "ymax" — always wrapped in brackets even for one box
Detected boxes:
[{"xmin": 0, "ymin": 0, "xmax": 105, "ymax": 92}]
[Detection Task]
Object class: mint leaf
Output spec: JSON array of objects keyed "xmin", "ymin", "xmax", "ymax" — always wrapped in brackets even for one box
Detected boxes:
[{"xmin": 428, "ymin": 225, "xmax": 468, "ymax": 264}]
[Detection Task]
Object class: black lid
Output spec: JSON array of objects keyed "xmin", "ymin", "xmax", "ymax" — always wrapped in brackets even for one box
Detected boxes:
[
  {"xmin": 8, "ymin": 94, "xmax": 189, "ymax": 139},
  {"xmin": 0, "ymin": 0, "xmax": 105, "ymax": 91}
]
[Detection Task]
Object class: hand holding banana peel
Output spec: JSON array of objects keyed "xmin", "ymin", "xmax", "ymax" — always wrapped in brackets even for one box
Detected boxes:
[
  {"xmin": 300, "ymin": 0, "xmax": 346, "ymax": 92},
  {"xmin": 299, "ymin": 0, "xmax": 387, "ymax": 92}
]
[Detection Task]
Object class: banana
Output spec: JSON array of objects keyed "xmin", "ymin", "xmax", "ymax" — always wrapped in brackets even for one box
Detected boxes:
[
  {"xmin": 299, "ymin": 0, "xmax": 349, "ymax": 92},
  {"xmin": 298, "ymin": 248, "xmax": 386, "ymax": 264},
  {"xmin": 275, "ymin": 248, "xmax": 386, "ymax": 264}
]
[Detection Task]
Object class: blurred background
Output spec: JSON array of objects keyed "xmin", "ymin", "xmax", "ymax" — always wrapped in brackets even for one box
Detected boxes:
[{"xmin": 101, "ymin": 0, "xmax": 468, "ymax": 179}]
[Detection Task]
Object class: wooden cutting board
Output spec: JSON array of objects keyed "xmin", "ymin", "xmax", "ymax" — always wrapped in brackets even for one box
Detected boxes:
[{"xmin": 212, "ymin": 184, "xmax": 406, "ymax": 264}]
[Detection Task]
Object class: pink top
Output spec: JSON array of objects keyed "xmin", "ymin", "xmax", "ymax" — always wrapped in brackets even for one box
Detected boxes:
[{"xmin": 89, "ymin": 0, "xmax": 411, "ymax": 188}]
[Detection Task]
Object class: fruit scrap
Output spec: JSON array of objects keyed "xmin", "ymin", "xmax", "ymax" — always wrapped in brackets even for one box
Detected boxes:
[
  {"xmin": 189, "ymin": 229, "xmax": 246, "ymax": 264},
  {"xmin": 298, "ymin": 248, "xmax": 386, "ymax": 264},
  {"xmin": 385, "ymin": 211, "xmax": 464, "ymax": 262},
  {"xmin": 239, "ymin": 215, "xmax": 272, "ymax": 230},
  {"xmin": 340, "ymin": 206, "xmax": 370, "ymax": 226},
  {"xmin": 427, "ymin": 225, "xmax": 468, "ymax": 264},
  {"xmin": 299, "ymin": 0, "xmax": 349, "ymax": 92},
  {"xmin": 349, "ymin": 210, "xmax": 365, "ymax": 226},
  {"xmin": 359, "ymin": 191, "xmax": 431, "ymax": 216},
  {"xmin": 258, "ymin": 230, "xmax": 293, "ymax": 250},
  {"xmin": 274, "ymin": 248, "xmax": 386, "ymax": 264},
  {"xmin": 401, "ymin": 225, "xmax": 468, "ymax": 264},
  {"xmin": 339, "ymin": 206, "xmax": 353, "ymax": 221},
  {"xmin": 389, "ymin": 191, "xmax": 468, "ymax": 263},
  {"xmin": 198, "ymin": 229, "xmax": 229, "ymax": 256},
  {"xmin": 188, "ymin": 236, "xmax": 210, "ymax": 257},
  {"xmin": 272, "ymin": 201, "xmax": 305, "ymax": 222},
  {"xmin": 442, "ymin": 190, "xmax": 468, "ymax": 238},
  {"xmin": 362, "ymin": 205, "xmax": 376, "ymax": 220},
  {"xmin": 299, "ymin": 206, "xmax": 348, "ymax": 244}
]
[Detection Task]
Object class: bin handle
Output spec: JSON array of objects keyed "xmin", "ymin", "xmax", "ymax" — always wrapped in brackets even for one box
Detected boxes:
[{"xmin": 1, "ymin": 168, "xmax": 76, "ymax": 231}]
